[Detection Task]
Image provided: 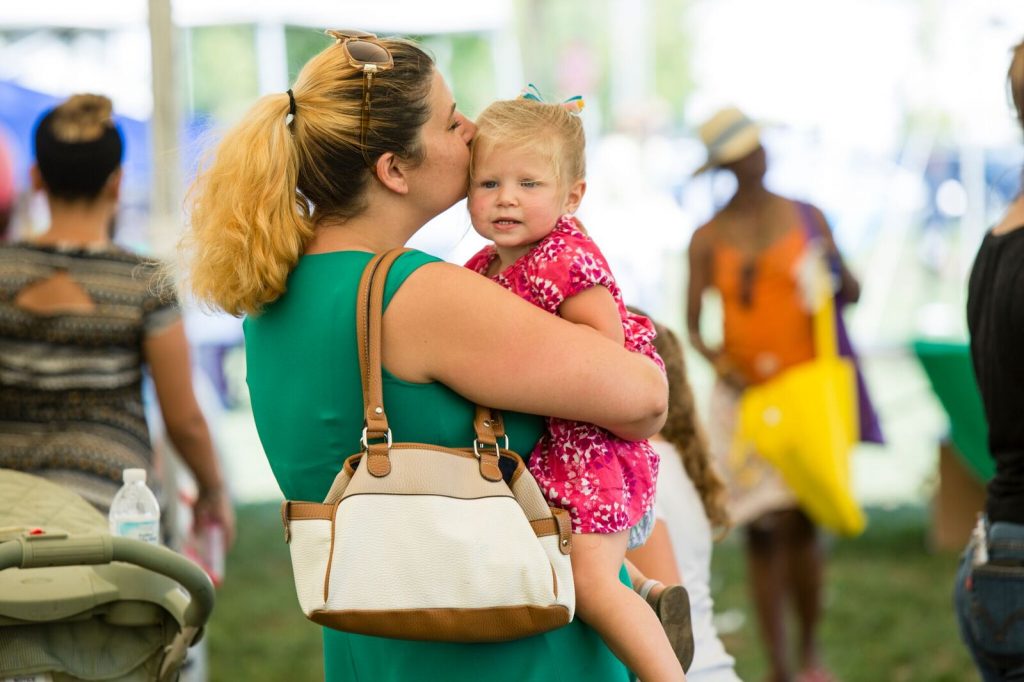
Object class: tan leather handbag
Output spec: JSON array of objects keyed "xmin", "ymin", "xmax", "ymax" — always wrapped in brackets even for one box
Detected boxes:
[{"xmin": 280, "ymin": 248, "xmax": 575, "ymax": 642}]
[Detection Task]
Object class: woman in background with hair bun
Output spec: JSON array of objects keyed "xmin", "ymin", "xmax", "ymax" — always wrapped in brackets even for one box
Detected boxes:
[{"xmin": 0, "ymin": 93, "xmax": 234, "ymax": 544}]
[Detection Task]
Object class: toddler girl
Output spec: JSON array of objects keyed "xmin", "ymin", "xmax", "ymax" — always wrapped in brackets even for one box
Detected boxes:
[{"xmin": 465, "ymin": 93, "xmax": 690, "ymax": 681}]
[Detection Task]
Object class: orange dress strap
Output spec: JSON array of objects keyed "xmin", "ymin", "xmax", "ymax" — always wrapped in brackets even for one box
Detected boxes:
[{"xmin": 711, "ymin": 226, "xmax": 815, "ymax": 385}]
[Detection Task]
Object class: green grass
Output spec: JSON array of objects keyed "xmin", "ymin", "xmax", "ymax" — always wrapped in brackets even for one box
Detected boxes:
[
  {"xmin": 207, "ymin": 504, "xmax": 979, "ymax": 681},
  {"xmin": 711, "ymin": 506, "xmax": 979, "ymax": 682},
  {"xmin": 206, "ymin": 503, "xmax": 323, "ymax": 681}
]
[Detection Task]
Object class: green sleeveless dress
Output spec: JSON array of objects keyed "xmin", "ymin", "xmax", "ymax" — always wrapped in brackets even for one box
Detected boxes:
[{"xmin": 244, "ymin": 250, "xmax": 631, "ymax": 682}]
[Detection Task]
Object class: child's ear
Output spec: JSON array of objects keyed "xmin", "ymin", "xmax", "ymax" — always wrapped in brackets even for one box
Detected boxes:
[{"xmin": 564, "ymin": 179, "xmax": 586, "ymax": 214}]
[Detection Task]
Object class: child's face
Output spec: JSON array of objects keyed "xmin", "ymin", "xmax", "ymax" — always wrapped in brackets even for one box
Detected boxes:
[{"xmin": 468, "ymin": 142, "xmax": 584, "ymax": 260}]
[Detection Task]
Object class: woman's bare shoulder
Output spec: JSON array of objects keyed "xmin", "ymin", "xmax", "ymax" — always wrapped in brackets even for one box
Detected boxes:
[
  {"xmin": 993, "ymin": 197, "xmax": 1024, "ymax": 236},
  {"xmin": 690, "ymin": 219, "xmax": 720, "ymax": 253}
]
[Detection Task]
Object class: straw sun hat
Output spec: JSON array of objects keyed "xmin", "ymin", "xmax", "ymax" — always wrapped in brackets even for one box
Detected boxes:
[{"xmin": 693, "ymin": 106, "xmax": 762, "ymax": 175}]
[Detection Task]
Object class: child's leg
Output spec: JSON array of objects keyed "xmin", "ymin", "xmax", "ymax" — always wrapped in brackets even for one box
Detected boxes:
[
  {"xmin": 625, "ymin": 558, "xmax": 645, "ymax": 589},
  {"xmin": 624, "ymin": 559, "xmax": 695, "ymax": 672},
  {"xmin": 572, "ymin": 531, "xmax": 686, "ymax": 681}
]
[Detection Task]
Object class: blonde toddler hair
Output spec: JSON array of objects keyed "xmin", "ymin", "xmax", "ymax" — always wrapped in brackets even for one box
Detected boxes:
[{"xmin": 471, "ymin": 97, "xmax": 586, "ymax": 188}]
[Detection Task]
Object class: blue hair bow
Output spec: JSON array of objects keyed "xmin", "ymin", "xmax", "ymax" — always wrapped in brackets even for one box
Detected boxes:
[{"xmin": 519, "ymin": 83, "xmax": 585, "ymax": 113}]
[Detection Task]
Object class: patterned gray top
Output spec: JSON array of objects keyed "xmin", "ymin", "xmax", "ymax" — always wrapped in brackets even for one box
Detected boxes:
[{"xmin": 0, "ymin": 241, "xmax": 179, "ymax": 511}]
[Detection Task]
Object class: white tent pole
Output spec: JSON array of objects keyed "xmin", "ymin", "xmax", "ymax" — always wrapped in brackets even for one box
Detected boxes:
[
  {"xmin": 256, "ymin": 23, "xmax": 289, "ymax": 94},
  {"xmin": 147, "ymin": 0, "xmax": 181, "ymax": 257}
]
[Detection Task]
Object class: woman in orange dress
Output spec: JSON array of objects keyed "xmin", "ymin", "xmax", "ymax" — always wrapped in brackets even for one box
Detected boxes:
[{"xmin": 686, "ymin": 107, "xmax": 860, "ymax": 682}]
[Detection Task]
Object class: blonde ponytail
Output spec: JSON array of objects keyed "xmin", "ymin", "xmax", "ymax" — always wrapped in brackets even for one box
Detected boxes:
[
  {"xmin": 184, "ymin": 93, "xmax": 312, "ymax": 316},
  {"xmin": 183, "ymin": 35, "xmax": 434, "ymax": 316}
]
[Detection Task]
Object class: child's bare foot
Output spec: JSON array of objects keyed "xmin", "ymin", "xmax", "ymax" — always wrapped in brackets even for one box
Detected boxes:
[{"xmin": 638, "ymin": 579, "xmax": 694, "ymax": 672}]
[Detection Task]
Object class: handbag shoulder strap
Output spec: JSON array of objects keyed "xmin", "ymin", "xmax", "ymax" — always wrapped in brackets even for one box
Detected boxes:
[
  {"xmin": 793, "ymin": 202, "xmax": 841, "ymax": 360},
  {"xmin": 356, "ymin": 248, "xmax": 407, "ymax": 477},
  {"xmin": 355, "ymin": 249, "xmax": 507, "ymax": 479}
]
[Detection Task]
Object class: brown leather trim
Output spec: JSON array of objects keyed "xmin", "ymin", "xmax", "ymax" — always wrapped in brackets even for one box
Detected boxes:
[
  {"xmin": 355, "ymin": 252, "xmax": 384, "ymax": 418},
  {"xmin": 366, "ymin": 442, "xmax": 391, "ymax": 477},
  {"xmin": 285, "ymin": 502, "xmax": 336, "ymax": 521},
  {"xmin": 472, "ymin": 406, "xmax": 507, "ymax": 443},
  {"xmin": 359, "ymin": 249, "xmax": 407, "ymax": 430},
  {"xmin": 355, "ymin": 248, "xmax": 409, "ymax": 478},
  {"xmin": 551, "ymin": 564, "xmax": 558, "ymax": 599},
  {"xmin": 280, "ymin": 500, "xmax": 290, "ymax": 543},
  {"xmin": 342, "ymin": 446, "xmax": 514, "ymax": 500},
  {"xmin": 531, "ymin": 510, "xmax": 572, "ymax": 554},
  {"xmin": 309, "ymin": 605, "xmax": 570, "ymax": 642},
  {"xmin": 530, "ymin": 518, "xmax": 558, "ymax": 537},
  {"xmin": 479, "ymin": 451, "xmax": 502, "ymax": 482},
  {"xmin": 344, "ymin": 443, "xmax": 526, "ymax": 466},
  {"xmin": 345, "ymin": 444, "xmax": 526, "ymax": 472},
  {"xmin": 552, "ymin": 507, "xmax": 572, "ymax": 555},
  {"xmin": 509, "ymin": 460, "xmax": 526, "ymax": 485},
  {"xmin": 323, "ymin": 502, "xmax": 339, "ymax": 602}
]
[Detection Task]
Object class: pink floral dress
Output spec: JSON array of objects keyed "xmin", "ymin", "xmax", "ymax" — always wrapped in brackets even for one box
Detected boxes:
[{"xmin": 465, "ymin": 215, "xmax": 663, "ymax": 535}]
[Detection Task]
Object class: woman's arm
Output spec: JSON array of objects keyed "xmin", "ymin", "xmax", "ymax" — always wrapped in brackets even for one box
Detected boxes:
[
  {"xmin": 144, "ymin": 320, "xmax": 235, "ymax": 544},
  {"xmin": 558, "ymin": 285, "xmax": 625, "ymax": 345},
  {"xmin": 382, "ymin": 263, "xmax": 667, "ymax": 441},
  {"xmin": 686, "ymin": 225, "xmax": 718, "ymax": 366}
]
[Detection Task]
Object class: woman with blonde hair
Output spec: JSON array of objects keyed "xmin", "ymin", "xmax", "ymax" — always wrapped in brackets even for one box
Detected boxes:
[
  {"xmin": 626, "ymin": 313, "xmax": 739, "ymax": 682},
  {"xmin": 953, "ymin": 38, "xmax": 1024, "ymax": 682},
  {"xmin": 0, "ymin": 94, "xmax": 233, "ymax": 542},
  {"xmin": 183, "ymin": 31, "xmax": 667, "ymax": 681}
]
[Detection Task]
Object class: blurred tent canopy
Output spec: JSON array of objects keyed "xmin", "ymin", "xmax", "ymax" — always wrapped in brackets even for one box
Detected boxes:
[
  {"xmin": 0, "ymin": 0, "xmax": 514, "ymax": 250},
  {"xmin": 0, "ymin": 0, "xmax": 511, "ymax": 32}
]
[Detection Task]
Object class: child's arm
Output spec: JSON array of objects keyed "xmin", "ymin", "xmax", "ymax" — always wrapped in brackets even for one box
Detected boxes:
[{"xmin": 559, "ymin": 285, "xmax": 626, "ymax": 346}]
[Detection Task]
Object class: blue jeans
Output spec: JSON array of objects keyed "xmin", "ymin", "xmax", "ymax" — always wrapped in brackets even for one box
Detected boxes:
[{"xmin": 954, "ymin": 520, "xmax": 1024, "ymax": 681}]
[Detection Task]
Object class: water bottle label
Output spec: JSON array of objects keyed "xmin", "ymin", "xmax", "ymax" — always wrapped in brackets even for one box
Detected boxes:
[{"xmin": 116, "ymin": 519, "xmax": 160, "ymax": 545}]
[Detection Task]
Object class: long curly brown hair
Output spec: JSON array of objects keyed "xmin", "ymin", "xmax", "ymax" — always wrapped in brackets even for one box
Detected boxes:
[{"xmin": 643, "ymin": 313, "xmax": 730, "ymax": 536}]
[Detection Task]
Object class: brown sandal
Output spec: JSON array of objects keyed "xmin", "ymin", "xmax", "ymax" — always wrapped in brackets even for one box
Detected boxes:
[{"xmin": 639, "ymin": 580, "xmax": 695, "ymax": 672}]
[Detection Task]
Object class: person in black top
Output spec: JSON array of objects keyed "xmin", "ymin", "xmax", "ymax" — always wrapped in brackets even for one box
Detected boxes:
[{"xmin": 954, "ymin": 38, "xmax": 1024, "ymax": 682}]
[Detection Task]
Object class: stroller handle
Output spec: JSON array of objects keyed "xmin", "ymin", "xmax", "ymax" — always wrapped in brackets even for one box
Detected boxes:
[{"xmin": 0, "ymin": 532, "xmax": 215, "ymax": 631}]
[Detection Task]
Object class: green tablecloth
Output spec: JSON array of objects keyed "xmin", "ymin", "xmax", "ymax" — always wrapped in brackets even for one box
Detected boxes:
[{"xmin": 913, "ymin": 340, "xmax": 994, "ymax": 482}]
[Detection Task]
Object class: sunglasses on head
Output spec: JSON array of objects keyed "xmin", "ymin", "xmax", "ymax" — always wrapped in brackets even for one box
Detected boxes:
[{"xmin": 326, "ymin": 30, "xmax": 395, "ymax": 166}]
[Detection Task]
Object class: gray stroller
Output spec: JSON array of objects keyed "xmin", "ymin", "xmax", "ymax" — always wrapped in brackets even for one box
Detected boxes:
[{"xmin": 0, "ymin": 469, "xmax": 214, "ymax": 681}]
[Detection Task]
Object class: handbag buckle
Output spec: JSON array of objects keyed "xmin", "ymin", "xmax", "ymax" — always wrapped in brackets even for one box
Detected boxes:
[
  {"xmin": 473, "ymin": 435, "xmax": 508, "ymax": 459},
  {"xmin": 360, "ymin": 427, "xmax": 393, "ymax": 451}
]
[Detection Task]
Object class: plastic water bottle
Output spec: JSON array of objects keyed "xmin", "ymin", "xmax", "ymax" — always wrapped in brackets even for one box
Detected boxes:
[{"xmin": 109, "ymin": 468, "xmax": 161, "ymax": 545}]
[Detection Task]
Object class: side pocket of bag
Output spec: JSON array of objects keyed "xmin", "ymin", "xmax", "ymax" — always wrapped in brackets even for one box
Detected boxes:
[{"xmin": 281, "ymin": 500, "xmax": 338, "ymax": 617}]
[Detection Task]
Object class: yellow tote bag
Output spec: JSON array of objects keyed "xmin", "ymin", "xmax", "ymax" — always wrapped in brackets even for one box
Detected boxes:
[{"xmin": 734, "ymin": 259, "xmax": 866, "ymax": 536}]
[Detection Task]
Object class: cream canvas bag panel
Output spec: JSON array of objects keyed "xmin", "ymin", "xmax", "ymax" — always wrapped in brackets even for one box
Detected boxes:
[{"xmin": 280, "ymin": 248, "xmax": 575, "ymax": 642}]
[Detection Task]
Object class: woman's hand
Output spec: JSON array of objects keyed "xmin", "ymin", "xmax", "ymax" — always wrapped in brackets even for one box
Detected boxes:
[{"xmin": 193, "ymin": 486, "xmax": 236, "ymax": 547}]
